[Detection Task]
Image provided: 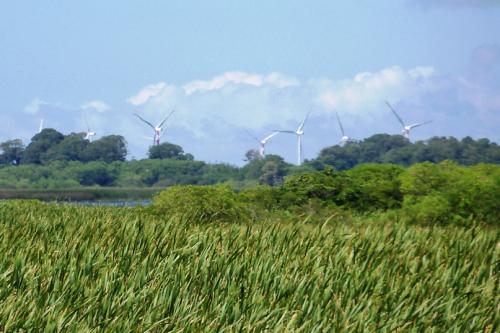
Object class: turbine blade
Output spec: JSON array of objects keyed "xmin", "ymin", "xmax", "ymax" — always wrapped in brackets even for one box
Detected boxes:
[
  {"xmin": 262, "ymin": 131, "xmax": 279, "ymax": 143},
  {"xmin": 157, "ymin": 110, "xmax": 175, "ymax": 128},
  {"xmin": 134, "ymin": 113, "xmax": 156, "ymax": 129},
  {"xmin": 84, "ymin": 117, "xmax": 91, "ymax": 132},
  {"xmin": 244, "ymin": 129, "xmax": 259, "ymax": 142},
  {"xmin": 336, "ymin": 112, "xmax": 345, "ymax": 136},
  {"xmin": 275, "ymin": 130, "xmax": 296, "ymax": 134},
  {"xmin": 385, "ymin": 101, "xmax": 406, "ymax": 127},
  {"xmin": 298, "ymin": 110, "xmax": 312, "ymax": 132},
  {"xmin": 409, "ymin": 120, "xmax": 432, "ymax": 129}
]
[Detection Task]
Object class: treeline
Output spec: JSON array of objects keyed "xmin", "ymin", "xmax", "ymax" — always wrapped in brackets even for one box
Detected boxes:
[
  {"xmin": 0, "ymin": 129, "xmax": 127, "ymax": 165},
  {"xmin": 1, "ymin": 130, "xmax": 499, "ymax": 189},
  {"xmin": 309, "ymin": 134, "xmax": 500, "ymax": 170},
  {"xmin": 152, "ymin": 161, "xmax": 500, "ymax": 226}
]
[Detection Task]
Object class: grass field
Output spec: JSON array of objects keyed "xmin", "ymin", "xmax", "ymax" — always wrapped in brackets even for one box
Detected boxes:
[{"xmin": 0, "ymin": 201, "xmax": 498, "ymax": 331}]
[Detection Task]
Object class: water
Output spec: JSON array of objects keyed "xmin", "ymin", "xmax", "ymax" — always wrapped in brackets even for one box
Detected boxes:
[{"xmin": 71, "ymin": 200, "xmax": 152, "ymax": 207}]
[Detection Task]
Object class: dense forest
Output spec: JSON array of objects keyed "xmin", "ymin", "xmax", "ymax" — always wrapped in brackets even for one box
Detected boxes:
[{"xmin": 0, "ymin": 129, "xmax": 499, "ymax": 189}]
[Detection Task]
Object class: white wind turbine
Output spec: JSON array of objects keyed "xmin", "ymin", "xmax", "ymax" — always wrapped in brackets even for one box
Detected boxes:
[
  {"xmin": 336, "ymin": 112, "xmax": 356, "ymax": 146},
  {"xmin": 134, "ymin": 110, "xmax": 175, "ymax": 145},
  {"xmin": 385, "ymin": 101, "xmax": 432, "ymax": 140},
  {"xmin": 276, "ymin": 111, "xmax": 311, "ymax": 166},
  {"xmin": 246, "ymin": 130, "xmax": 280, "ymax": 158},
  {"xmin": 84, "ymin": 117, "xmax": 96, "ymax": 142}
]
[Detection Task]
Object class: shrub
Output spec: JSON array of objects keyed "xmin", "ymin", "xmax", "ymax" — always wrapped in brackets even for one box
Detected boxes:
[
  {"xmin": 346, "ymin": 164, "xmax": 404, "ymax": 210},
  {"xmin": 400, "ymin": 161, "xmax": 500, "ymax": 225},
  {"xmin": 239, "ymin": 185, "xmax": 282, "ymax": 212},
  {"xmin": 151, "ymin": 185, "xmax": 250, "ymax": 223},
  {"xmin": 281, "ymin": 167, "xmax": 360, "ymax": 208},
  {"xmin": 401, "ymin": 194, "xmax": 453, "ymax": 225}
]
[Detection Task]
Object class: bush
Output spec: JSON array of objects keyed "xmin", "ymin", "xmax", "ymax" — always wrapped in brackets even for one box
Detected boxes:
[
  {"xmin": 281, "ymin": 167, "xmax": 360, "ymax": 208},
  {"xmin": 346, "ymin": 164, "xmax": 404, "ymax": 210},
  {"xmin": 151, "ymin": 185, "xmax": 250, "ymax": 223},
  {"xmin": 239, "ymin": 185, "xmax": 282, "ymax": 212},
  {"xmin": 399, "ymin": 161, "xmax": 500, "ymax": 225},
  {"xmin": 401, "ymin": 194, "xmax": 453, "ymax": 225}
]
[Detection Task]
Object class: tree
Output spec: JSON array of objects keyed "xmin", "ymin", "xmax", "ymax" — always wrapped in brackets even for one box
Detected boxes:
[
  {"xmin": 244, "ymin": 149, "xmax": 261, "ymax": 162},
  {"xmin": 259, "ymin": 155, "xmax": 288, "ymax": 186},
  {"xmin": 75, "ymin": 161, "xmax": 118, "ymax": 186},
  {"xmin": 0, "ymin": 139, "xmax": 24, "ymax": 165},
  {"xmin": 82, "ymin": 135, "xmax": 127, "ymax": 163},
  {"xmin": 22, "ymin": 129, "xmax": 65, "ymax": 164},
  {"xmin": 148, "ymin": 142, "xmax": 191, "ymax": 160},
  {"xmin": 42, "ymin": 134, "xmax": 89, "ymax": 162}
]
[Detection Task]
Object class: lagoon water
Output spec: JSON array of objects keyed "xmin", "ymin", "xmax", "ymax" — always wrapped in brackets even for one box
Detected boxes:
[{"xmin": 72, "ymin": 200, "xmax": 152, "ymax": 207}]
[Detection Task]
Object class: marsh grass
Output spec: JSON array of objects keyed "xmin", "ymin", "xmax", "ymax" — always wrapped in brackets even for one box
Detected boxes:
[{"xmin": 0, "ymin": 201, "xmax": 498, "ymax": 331}]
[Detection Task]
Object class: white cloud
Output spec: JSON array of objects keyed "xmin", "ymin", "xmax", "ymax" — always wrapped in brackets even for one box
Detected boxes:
[
  {"xmin": 182, "ymin": 71, "xmax": 299, "ymax": 95},
  {"xmin": 316, "ymin": 66, "xmax": 436, "ymax": 112},
  {"xmin": 81, "ymin": 100, "xmax": 110, "ymax": 113},
  {"xmin": 127, "ymin": 82, "xmax": 166, "ymax": 106},
  {"xmin": 24, "ymin": 98, "xmax": 50, "ymax": 114}
]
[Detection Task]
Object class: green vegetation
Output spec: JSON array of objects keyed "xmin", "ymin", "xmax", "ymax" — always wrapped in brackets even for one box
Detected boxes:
[
  {"xmin": 0, "ymin": 201, "xmax": 497, "ymax": 331},
  {"xmin": 311, "ymin": 134, "xmax": 500, "ymax": 170},
  {"xmin": 151, "ymin": 185, "xmax": 250, "ymax": 223},
  {"xmin": 1, "ymin": 130, "xmax": 499, "ymax": 192}
]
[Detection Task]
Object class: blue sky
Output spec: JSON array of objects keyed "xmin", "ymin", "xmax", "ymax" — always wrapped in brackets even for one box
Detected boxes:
[{"xmin": 1, "ymin": 1, "xmax": 499, "ymax": 164}]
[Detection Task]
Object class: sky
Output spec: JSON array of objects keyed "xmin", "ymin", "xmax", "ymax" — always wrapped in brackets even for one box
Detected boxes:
[{"xmin": 1, "ymin": 0, "xmax": 499, "ymax": 165}]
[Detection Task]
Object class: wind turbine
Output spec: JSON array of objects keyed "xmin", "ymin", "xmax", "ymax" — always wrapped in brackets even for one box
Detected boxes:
[
  {"xmin": 385, "ymin": 101, "xmax": 432, "ymax": 140},
  {"xmin": 84, "ymin": 117, "xmax": 96, "ymax": 142},
  {"xmin": 336, "ymin": 112, "xmax": 355, "ymax": 146},
  {"xmin": 246, "ymin": 130, "xmax": 280, "ymax": 158},
  {"xmin": 276, "ymin": 111, "xmax": 311, "ymax": 166},
  {"xmin": 134, "ymin": 110, "xmax": 175, "ymax": 145},
  {"xmin": 38, "ymin": 119, "xmax": 44, "ymax": 133}
]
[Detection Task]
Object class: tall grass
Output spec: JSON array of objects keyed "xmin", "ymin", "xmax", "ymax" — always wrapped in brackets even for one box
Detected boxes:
[{"xmin": 0, "ymin": 201, "xmax": 498, "ymax": 331}]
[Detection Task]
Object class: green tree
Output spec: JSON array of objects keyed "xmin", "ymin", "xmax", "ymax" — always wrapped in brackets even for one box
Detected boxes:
[
  {"xmin": 82, "ymin": 135, "xmax": 127, "ymax": 163},
  {"xmin": 75, "ymin": 162, "xmax": 118, "ymax": 186},
  {"xmin": 258, "ymin": 155, "xmax": 288, "ymax": 186},
  {"xmin": 148, "ymin": 142, "xmax": 191, "ymax": 160},
  {"xmin": 0, "ymin": 139, "xmax": 24, "ymax": 165},
  {"xmin": 42, "ymin": 134, "xmax": 89, "ymax": 162},
  {"xmin": 22, "ymin": 129, "xmax": 65, "ymax": 164}
]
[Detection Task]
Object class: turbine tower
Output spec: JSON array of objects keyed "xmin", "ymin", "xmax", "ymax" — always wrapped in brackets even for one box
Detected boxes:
[
  {"xmin": 277, "ymin": 111, "xmax": 311, "ymax": 166},
  {"xmin": 336, "ymin": 112, "xmax": 354, "ymax": 146},
  {"xmin": 385, "ymin": 101, "xmax": 432, "ymax": 140},
  {"xmin": 246, "ymin": 130, "xmax": 280, "ymax": 158},
  {"xmin": 38, "ymin": 119, "xmax": 44, "ymax": 133},
  {"xmin": 84, "ymin": 117, "xmax": 96, "ymax": 142},
  {"xmin": 134, "ymin": 110, "xmax": 175, "ymax": 145}
]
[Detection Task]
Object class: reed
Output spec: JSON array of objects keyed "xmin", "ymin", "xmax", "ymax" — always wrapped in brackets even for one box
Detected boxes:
[{"xmin": 0, "ymin": 201, "xmax": 497, "ymax": 331}]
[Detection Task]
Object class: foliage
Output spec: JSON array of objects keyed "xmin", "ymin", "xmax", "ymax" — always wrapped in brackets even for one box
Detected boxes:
[
  {"xmin": 0, "ymin": 130, "xmax": 127, "ymax": 166},
  {"xmin": 281, "ymin": 167, "xmax": 360, "ymax": 208},
  {"xmin": 238, "ymin": 185, "xmax": 282, "ymax": 212},
  {"xmin": 346, "ymin": 163, "xmax": 405, "ymax": 210},
  {"xmin": 74, "ymin": 161, "xmax": 119, "ymax": 186},
  {"xmin": 400, "ymin": 161, "xmax": 500, "ymax": 225},
  {"xmin": 0, "ymin": 139, "xmax": 24, "ymax": 165},
  {"xmin": 151, "ymin": 185, "xmax": 250, "ymax": 223},
  {"xmin": 148, "ymin": 142, "xmax": 194, "ymax": 160},
  {"xmin": 80, "ymin": 135, "xmax": 127, "ymax": 163},
  {"xmin": 312, "ymin": 134, "xmax": 500, "ymax": 170},
  {"xmin": 22, "ymin": 129, "xmax": 65, "ymax": 164},
  {"xmin": 0, "ymin": 201, "xmax": 497, "ymax": 331}
]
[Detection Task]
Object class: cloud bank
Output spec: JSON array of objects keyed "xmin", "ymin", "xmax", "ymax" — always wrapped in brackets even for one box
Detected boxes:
[{"xmin": 2, "ymin": 45, "xmax": 499, "ymax": 165}]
